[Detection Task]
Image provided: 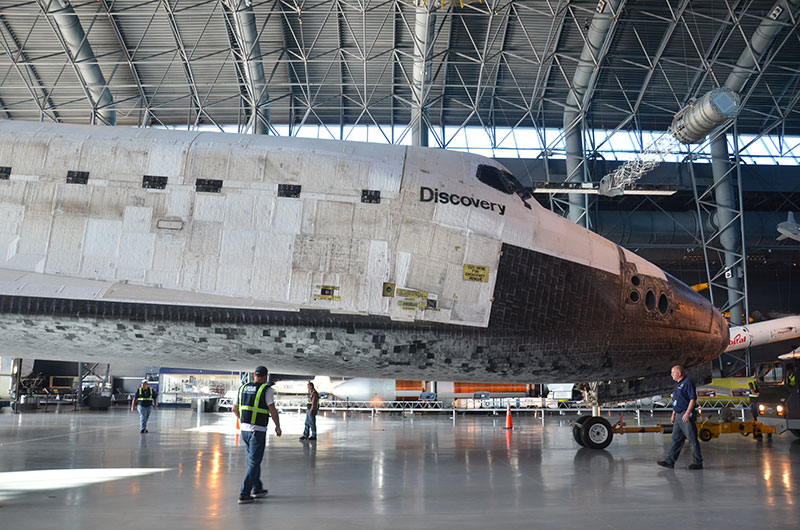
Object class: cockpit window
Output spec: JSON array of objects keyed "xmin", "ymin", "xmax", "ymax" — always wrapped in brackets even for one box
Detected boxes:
[
  {"xmin": 756, "ymin": 362, "xmax": 784, "ymax": 383},
  {"xmin": 476, "ymin": 164, "xmax": 533, "ymax": 208}
]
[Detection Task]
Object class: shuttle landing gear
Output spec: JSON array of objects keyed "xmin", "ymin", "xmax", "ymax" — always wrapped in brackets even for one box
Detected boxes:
[
  {"xmin": 572, "ymin": 382, "xmax": 614, "ymax": 450},
  {"xmin": 573, "ymin": 415, "xmax": 614, "ymax": 449}
]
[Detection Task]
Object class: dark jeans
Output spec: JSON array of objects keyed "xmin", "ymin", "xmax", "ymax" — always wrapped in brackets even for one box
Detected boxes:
[
  {"xmin": 666, "ymin": 413, "xmax": 702, "ymax": 466},
  {"xmin": 303, "ymin": 411, "xmax": 317, "ymax": 437},
  {"xmin": 240, "ymin": 430, "xmax": 266, "ymax": 495}
]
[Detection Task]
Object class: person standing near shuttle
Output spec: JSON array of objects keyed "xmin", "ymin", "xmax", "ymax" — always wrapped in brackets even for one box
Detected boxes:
[
  {"xmin": 300, "ymin": 381, "xmax": 320, "ymax": 441},
  {"xmin": 234, "ymin": 365, "xmax": 282, "ymax": 504},
  {"xmin": 658, "ymin": 365, "xmax": 703, "ymax": 470},
  {"xmin": 131, "ymin": 379, "xmax": 157, "ymax": 433}
]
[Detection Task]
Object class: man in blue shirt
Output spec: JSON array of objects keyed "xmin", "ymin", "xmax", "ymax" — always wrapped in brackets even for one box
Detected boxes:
[{"xmin": 658, "ymin": 365, "xmax": 703, "ymax": 470}]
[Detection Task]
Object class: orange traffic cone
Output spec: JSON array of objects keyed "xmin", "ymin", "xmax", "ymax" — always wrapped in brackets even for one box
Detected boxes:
[{"xmin": 504, "ymin": 404, "xmax": 513, "ymax": 430}]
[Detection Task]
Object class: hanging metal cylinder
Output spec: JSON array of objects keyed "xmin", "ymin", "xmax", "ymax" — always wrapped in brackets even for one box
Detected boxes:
[{"xmin": 670, "ymin": 87, "xmax": 741, "ymax": 144}]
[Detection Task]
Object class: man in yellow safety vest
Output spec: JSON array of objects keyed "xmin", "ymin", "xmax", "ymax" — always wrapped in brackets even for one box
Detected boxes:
[{"xmin": 233, "ymin": 366, "xmax": 282, "ymax": 504}]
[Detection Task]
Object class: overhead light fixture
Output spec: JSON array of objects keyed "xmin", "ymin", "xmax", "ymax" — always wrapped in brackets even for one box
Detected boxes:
[{"xmin": 531, "ymin": 182, "xmax": 677, "ymax": 196}]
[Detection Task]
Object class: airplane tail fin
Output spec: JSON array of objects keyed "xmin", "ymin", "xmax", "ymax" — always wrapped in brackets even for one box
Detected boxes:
[{"xmin": 789, "ymin": 212, "xmax": 796, "ymax": 224}]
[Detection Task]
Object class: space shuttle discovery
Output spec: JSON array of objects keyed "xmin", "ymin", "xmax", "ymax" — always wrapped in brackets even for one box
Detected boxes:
[{"xmin": 0, "ymin": 120, "xmax": 728, "ymax": 402}]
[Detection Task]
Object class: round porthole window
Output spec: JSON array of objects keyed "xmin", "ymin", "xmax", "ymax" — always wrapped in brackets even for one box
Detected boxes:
[
  {"xmin": 659, "ymin": 294, "xmax": 669, "ymax": 315},
  {"xmin": 629, "ymin": 291, "xmax": 640, "ymax": 303},
  {"xmin": 631, "ymin": 276, "xmax": 641, "ymax": 287},
  {"xmin": 645, "ymin": 290, "xmax": 656, "ymax": 310}
]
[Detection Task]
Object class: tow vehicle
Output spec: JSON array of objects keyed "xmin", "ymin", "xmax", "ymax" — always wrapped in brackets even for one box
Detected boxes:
[{"xmin": 751, "ymin": 351, "xmax": 800, "ymax": 438}]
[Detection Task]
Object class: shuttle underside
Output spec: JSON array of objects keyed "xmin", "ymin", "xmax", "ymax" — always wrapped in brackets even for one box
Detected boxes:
[{"xmin": 0, "ymin": 242, "xmax": 724, "ymax": 385}]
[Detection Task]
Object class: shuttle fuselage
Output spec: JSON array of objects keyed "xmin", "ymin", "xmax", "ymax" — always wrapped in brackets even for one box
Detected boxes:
[{"xmin": 0, "ymin": 120, "xmax": 727, "ymax": 389}]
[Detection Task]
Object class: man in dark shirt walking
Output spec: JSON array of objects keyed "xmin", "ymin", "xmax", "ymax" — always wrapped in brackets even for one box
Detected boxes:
[
  {"xmin": 658, "ymin": 365, "xmax": 703, "ymax": 470},
  {"xmin": 299, "ymin": 381, "xmax": 320, "ymax": 441}
]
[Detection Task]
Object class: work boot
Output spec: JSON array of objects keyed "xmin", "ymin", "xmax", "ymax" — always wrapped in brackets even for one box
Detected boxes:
[
  {"xmin": 308, "ymin": 436, "xmax": 317, "ymax": 440},
  {"xmin": 299, "ymin": 436, "xmax": 308, "ymax": 441},
  {"xmin": 657, "ymin": 460, "xmax": 674, "ymax": 469},
  {"xmin": 687, "ymin": 463, "xmax": 703, "ymax": 470},
  {"xmin": 238, "ymin": 494, "xmax": 254, "ymax": 504}
]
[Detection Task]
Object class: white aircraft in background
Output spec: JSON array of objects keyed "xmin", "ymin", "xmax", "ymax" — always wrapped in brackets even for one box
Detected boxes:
[
  {"xmin": 272, "ymin": 376, "xmax": 340, "ymax": 395},
  {"xmin": 777, "ymin": 212, "xmax": 800, "ymax": 242}
]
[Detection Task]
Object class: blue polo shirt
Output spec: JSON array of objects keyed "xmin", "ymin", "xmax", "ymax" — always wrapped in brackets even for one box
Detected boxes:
[{"xmin": 672, "ymin": 376, "xmax": 697, "ymax": 413}]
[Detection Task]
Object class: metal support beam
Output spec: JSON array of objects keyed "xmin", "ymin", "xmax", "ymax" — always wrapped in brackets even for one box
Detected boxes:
[
  {"xmin": 37, "ymin": 0, "xmax": 116, "ymax": 125},
  {"xmin": 0, "ymin": 15, "xmax": 59, "ymax": 121},
  {"xmin": 99, "ymin": 0, "xmax": 149, "ymax": 126},
  {"xmin": 708, "ymin": 0, "xmax": 800, "ymax": 328},
  {"xmin": 563, "ymin": 0, "xmax": 624, "ymax": 227},
  {"xmin": 222, "ymin": 0, "xmax": 270, "ymax": 134},
  {"xmin": 411, "ymin": 1, "xmax": 435, "ymax": 147}
]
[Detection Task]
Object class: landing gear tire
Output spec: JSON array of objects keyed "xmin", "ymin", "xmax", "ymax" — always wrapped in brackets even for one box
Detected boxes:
[
  {"xmin": 573, "ymin": 415, "xmax": 590, "ymax": 447},
  {"xmin": 699, "ymin": 428, "xmax": 713, "ymax": 442},
  {"xmin": 580, "ymin": 416, "xmax": 613, "ymax": 450},
  {"xmin": 790, "ymin": 429, "xmax": 800, "ymax": 439}
]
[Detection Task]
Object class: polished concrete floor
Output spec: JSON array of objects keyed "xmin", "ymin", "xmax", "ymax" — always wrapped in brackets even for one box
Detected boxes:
[{"xmin": 1, "ymin": 407, "xmax": 798, "ymax": 530}]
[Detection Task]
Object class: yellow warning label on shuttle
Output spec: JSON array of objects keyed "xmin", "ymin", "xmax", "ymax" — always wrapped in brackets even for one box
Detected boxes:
[
  {"xmin": 313, "ymin": 285, "xmax": 341, "ymax": 301},
  {"xmin": 395, "ymin": 288, "xmax": 427, "ymax": 299},
  {"xmin": 463, "ymin": 264, "xmax": 489, "ymax": 282}
]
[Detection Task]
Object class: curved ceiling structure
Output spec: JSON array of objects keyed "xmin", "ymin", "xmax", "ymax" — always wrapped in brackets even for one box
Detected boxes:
[{"xmin": 0, "ymin": 0, "xmax": 797, "ymax": 140}]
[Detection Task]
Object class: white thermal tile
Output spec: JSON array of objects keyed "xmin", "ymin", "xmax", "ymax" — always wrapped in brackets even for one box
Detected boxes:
[
  {"xmin": 54, "ymin": 184, "xmax": 91, "ymax": 216},
  {"xmin": 44, "ymin": 136, "xmax": 85, "ymax": 177},
  {"xmin": 353, "ymin": 206, "xmax": 390, "ymax": 240},
  {"xmin": 89, "ymin": 187, "xmax": 128, "ymax": 219},
  {"xmin": 193, "ymin": 194, "xmax": 225, "ymax": 222},
  {"xmin": 273, "ymin": 198, "xmax": 302, "ymax": 235},
  {"xmin": 394, "ymin": 251, "xmax": 411, "ymax": 288},
  {"xmin": 216, "ymin": 267, "xmax": 252, "ymax": 297},
  {"xmin": 0, "ymin": 179, "xmax": 25, "ymax": 204},
  {"xmin": 224, "ymin": 194, "xmax": 255, "ymax": 229},
  {"xmin": 220, "ymin": 230, "xmax": 257, "ymax": 267},
  {"xmin": 315, "ymin": 201, "xmax": 354, "ymax": 237},
  {"xmin": 188, "ymin": 222, "xmax": 222, "ymax": 256},
  {"xmin": 115, "ymin": 267, "xmax": 146, "ymax": 283},
  {"xmin": 5, "ymin": 253, "xmax": 45, "ymax": 273},
  {"xmin": 147, "ymin": 142, "xmax": 186, "ymax": 179},
  {"xmin": 83, "ymin": 219, "xmax": 122, "ymax": 258},
  {"xmin": 255, "ymin": 233, "xmax": 293, "ymax": 260},
  {"xmin": 200, "ymin": 255, "xmax": 219, "ymax": 292},
  {"xmin": 407, "ymin": 258, "xmax": 447, "ymax": 294},
  {"xmin": 166, "ymin": 189, "xmax": 193, "ymax": 218},
  {"xmin": 119, "ymin": 232, "xmax": 156, "ymax": 270},
  {"xmin": 112, "ymin": 139, "xmax": 149, "ymax": 176},
  {"xmin": 466, "ymin": 207, "xmax": 504, "ymax": 239},
  {"xmin": 429, "ymin": 226, "xmax": 467, "ymax": 264},
  {"xmin": 368, "ymin": 161, "xmax": 402, "ymax": 194},
  {"xmin": 464, "ymin": 234, "xmax": 501, "ymax": 268},
  {"xmin": 252, "ymin": 196, "xmax": 274, "ymax": 232},
  {"xmin": 151, "ymin": 239, "xmax": 185, "ymax": 271},
  {"xmin": 18, "ymin": 213, "xmax": 52, "ymax": 255},
  {"xmin": 301, "ymin": 198, "xmax": 317, "ymax": 234},
  {"xmin": 292, "ymin": 235, "xmax": 330, "ymax": 272},
  {"xmin": 288, "ymin": 269, "xmax": 312, "ymax": 303},
  {"xmin": 80, "ymin": 256, "xmax": 117, "ymax": 281},
  {"xmin": 122, "ymin": 206, "xmax": 153, "ymax": 233},
  {"xmin": 0, "ymin": 205, "xmax": 24, "ymax": 232},
  {"xmin": 180, "ymin": 256, "xmax": 201, "ymax": 291},
  {"xmin": 396, "ymin": 218, "xmax": 433, "ymax": 255},
  {"xmin": 145, "ymin": 268, "xmax": 180, "ymax": 289},
  {"xmin": 187, "ymin": 143, "xmax": 230, "ymax": 180},
  {"xmin": 22, "ymin": 182, "xmax": 56, "ymax": 213}
]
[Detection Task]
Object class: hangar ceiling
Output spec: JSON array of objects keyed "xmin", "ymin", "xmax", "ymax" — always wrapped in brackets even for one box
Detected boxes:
[{"xmin": 0, "ymin": 0, "xmax": 797, "ymax": 141}]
